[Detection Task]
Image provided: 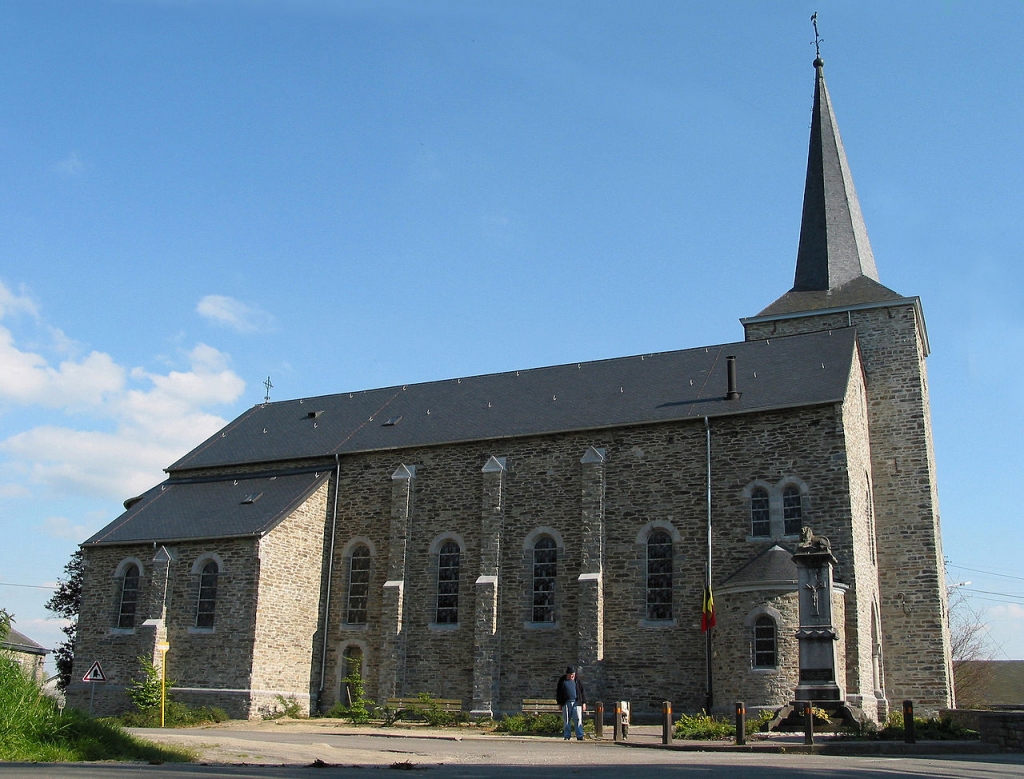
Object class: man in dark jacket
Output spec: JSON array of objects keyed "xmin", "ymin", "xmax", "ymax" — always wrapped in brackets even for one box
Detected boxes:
[{"xmin": 555, "ymin": 665, "xmax": 587, "ymax": 740}]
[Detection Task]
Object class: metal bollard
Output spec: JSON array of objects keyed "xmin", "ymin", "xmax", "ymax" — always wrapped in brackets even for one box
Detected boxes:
[
  {"xmin": 614, "ymin": 702, "xmax": 623, "ymax": 742},
  {"xmin": 803, "ymin": 702, "xmax": 814, "ymax": 746},
  {"xmin": 903, "ymin": 700, "xmax": 915, "ymax": 744},
  {"xmin": 735, "ymin": 701, "xmax": 746, "ymax": 746},
  {"xmin": 595, "ymin": 702, "xmax": 604, "ymax": 740},
  {"xmin": 662, "ymin": 701, "xmax": 673, "ymax": 745}
]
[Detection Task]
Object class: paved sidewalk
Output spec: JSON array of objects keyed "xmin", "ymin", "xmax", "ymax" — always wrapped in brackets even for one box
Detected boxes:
[{"xmin": 606, "ymin": 723, "xmax": 1000, "ymax": 755}]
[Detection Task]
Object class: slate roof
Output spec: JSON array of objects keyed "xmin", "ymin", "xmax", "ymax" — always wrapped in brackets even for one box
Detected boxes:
[
  {"xmin": 719, "ymin": 544, "xmax": 798, "ymax": 591},
  {"xmin": 2, "ymin": 627, "xmax": 49, "ymax": 656},
  {"xmin": 793, "ymin": 58, "xmax": 879, "ymax": 294},
  {"xmin": 169, "ymin": 328, "xmax": 859, "ymax": 472},
  {"xmin": 83, "ymin": 469, "xmax": 330, "ymax": 547}
]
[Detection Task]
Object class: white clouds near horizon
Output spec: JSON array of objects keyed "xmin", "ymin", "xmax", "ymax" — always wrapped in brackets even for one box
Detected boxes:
[
  {"xmin": 0, "ymin": 280, "xmax": 247, "ymax": 502},
  {"xmin": 197, "ymin": 294, "xmax": 275, "ymax": 334}
]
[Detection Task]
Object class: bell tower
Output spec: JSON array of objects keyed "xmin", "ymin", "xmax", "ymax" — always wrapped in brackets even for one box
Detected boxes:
[{"xmin": 741, "ymin": 55, "xmax": 953, "ymax": 711}]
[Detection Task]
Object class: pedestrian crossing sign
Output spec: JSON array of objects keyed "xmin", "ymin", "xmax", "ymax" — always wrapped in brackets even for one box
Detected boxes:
[{"xmin": 82, "ymin": 661, "xmax": 106, "ymax": 682}]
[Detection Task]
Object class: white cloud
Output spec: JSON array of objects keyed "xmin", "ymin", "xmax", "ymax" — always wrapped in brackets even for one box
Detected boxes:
[
  {"xmin": 42, "ymin": 516, "xmax": 93, "ymax": 541},
  {"xmin": 0, "ymin": 290, "xmax": 247, "ymax": 502},
  {"xmin": 0, "ymin": 280, "xmax": 39, "ymax": 318},
  {"xmin": 196, "ymin": 294, "xmax": 275, "ymax": 334},
  {"xmin": 52, "ymin": 151, "xmax": 85, "ymax": 176}
]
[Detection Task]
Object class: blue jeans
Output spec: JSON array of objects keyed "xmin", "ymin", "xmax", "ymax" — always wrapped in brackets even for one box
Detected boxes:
[{"xmin": 562, "ymin": 701, "xmax": 583, "ymax": 739}]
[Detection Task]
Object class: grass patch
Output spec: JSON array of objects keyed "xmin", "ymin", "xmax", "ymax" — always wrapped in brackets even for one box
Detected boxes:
[
  {"xmin": 0, "ymin": 655, "xmax": 193, "ymax": 763},
  {"xmin": 107, "ymin": 701, "xmax": 230, "ymax": 728}
]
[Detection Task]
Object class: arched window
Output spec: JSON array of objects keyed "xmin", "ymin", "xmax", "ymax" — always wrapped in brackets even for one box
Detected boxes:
[
  {"xmin": 347, "ymin": 545, "xmax": 371, "ymax": 625},
  {"xmin": 195, "ymin": 560, "xmax": 219, "ymax": 628},
  {"xmin": 435, "ymin": 541, "xmax": 460, "ymax": 624},
  {"xmin": 753, "ymin": 615, "xmax": 777, "ymax": 668},
  {"xmin": 117, "ymin": 564, "xmax": 140, "ymax": 629},
  {"xmin": 532, "ymin": 537, "xmax": 557, "ymax": 623},
  {"xmin": 783, "ymin": 485, "xmax": 803, "ymax": 536},
  {"xmin": 750, "ymin": 488, "xmax": 770, "ymax": 537},
  {"xmin": 646, "ymin": 530, "xmax": 673, "ymax": 620}
]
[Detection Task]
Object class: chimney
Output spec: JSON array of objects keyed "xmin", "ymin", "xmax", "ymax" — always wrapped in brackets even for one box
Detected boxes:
[{"xmin": 725, "ymin": 355, "xmax": 741, "ymax": 401}]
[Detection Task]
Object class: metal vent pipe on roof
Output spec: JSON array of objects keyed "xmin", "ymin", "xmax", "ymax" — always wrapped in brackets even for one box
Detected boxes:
[{"xmin": 725, "ymin": 355, "xmax": 741, "ymax": 401}]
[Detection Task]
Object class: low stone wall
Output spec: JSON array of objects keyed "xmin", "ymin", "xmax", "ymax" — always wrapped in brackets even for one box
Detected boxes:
[{"xmin": 978, "ymin": 710, "xmax": 1024, "ymax": 751}]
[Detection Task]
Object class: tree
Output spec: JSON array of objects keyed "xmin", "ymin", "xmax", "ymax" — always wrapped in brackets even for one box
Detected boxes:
[
  {"xmin": 948, "ymin": 584, "xmax": 995, "ymax": 708},
  {"xmin": 44, "ymin": 549, "xmax": 84, "ymax": 692}
]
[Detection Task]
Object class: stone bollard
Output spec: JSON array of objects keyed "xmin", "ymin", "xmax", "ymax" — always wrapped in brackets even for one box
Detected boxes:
[
  {"xmin": 803, "ymin": 702, "xmax": 814, "ymax": 746},
  {"xmin": 662, "ymin": 701, "xmax": 673, "ymax": 745},
  {"xmin": 614, "ymin": 702, "xmax": 623, "ymax": 742},
  {"xmin": 735, "ymin": 702, "xmax": 746, "ymax": 746},
  {"xmin": 903, "ymin": 700, "xmax": 915, "ymax": 744},
  {"xmin": 594, "ymin": 702, "xmax": 604, "ymax": 740}
]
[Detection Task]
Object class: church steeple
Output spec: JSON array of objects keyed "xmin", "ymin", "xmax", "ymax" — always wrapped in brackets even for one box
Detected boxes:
[{"xmin": 793, "ymin": 56, "xmax": 879, "ymax": 291}]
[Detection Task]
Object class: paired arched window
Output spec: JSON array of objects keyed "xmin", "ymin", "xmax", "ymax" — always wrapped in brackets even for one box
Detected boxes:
[
  {"xmin": 195, "ymin": 560, "xmax": 219, "ymax": 628},
  {"xmin": 753, "ymin": 615, "xmax": 777, "ymax": 668},
  {"xmin": 117, "ymin": 564, "xmax": 141, "ymax": 629},
  {"xmin": 346, "ymin": 545, "xmax": 371, "ymax": 625},
  {"xmin": 782, "ymin": 485, "xmax": 803, "ymax": 536},
  {"xmin": 645, "ymin": 530, "xmax": 673, "ymax": 620},
  {"xmin": 532, "ymin": 537, "xmax": 557, "ymax": 623},
  {"xmin": 750, "ymin": 488, "xmax": 770, "ymax": 537},
  {"xmin": 435, "ymin": 541, "xmax": 461, "ymax": 624}
]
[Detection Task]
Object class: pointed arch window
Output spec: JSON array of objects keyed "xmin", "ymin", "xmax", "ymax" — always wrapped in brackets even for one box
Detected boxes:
[
  {"xmin": 532, "ymin": 536, "xmax": 557, "ymax": 623},
  {"xmin": 753, "ymin": 615, "xmax": 777, "ymax": 668},
  {"xmin": 750, "ymin": 488, "xmax": 770, "ymax": 537},
  {"xmin": 346, "ymin": 545, "xmax": 371, "ymax": 625},
  {"xmin": 783, "ymin": 485, "xmax": 803, "ymax": 535},
  {"xmin": 646, "ymin": 530, "xmax": 673, "ymax": 620},
  {"xmin": 195, "ymin": 560, "xmax": 219, "ymax": 628},
  {"xmin": 435, "ymin": 541, "xmax": 460, "ymax": 624},
  {"xmin": 117, "ymin": 564, "xmax": 140, "ymax": 629}
]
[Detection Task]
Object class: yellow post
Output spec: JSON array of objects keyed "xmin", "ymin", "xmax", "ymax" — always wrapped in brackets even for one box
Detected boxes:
[{"xmin": 156, "ymin": 642, "xmax": 170, "ymax": 728}]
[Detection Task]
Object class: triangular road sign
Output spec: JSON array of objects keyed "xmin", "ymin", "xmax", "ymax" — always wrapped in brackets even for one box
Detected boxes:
[{"xmin": 82, "ymin": 661, "xmax": 106, "ymax": 682}]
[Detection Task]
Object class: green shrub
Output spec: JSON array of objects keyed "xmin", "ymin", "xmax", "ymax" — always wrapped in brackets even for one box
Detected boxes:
[
  {"xmin": 110, "ymin": 703, "xmax": 229, "ymax": 728},
  {"xmin": 415, "ymin": 692, "xmax": 467, "ymax": 727},
  {"xmin": 878, "ymin": 711, "xmax": 978, "ymax": 741},
  {"xmin": 126, "ymin": 655, "xmax": 172, "ymax": 712},
  {"xmin": 261, "ymin": 695, "xmax": 306, "ymax": 720},
  {"xmin": 673, "ymin": 711, "xmax": 734, "ymax": 740},
  {"xmin": 326, "ymin": 669, "xmax": 374, "ymax": 724},
  {"xmin": 495, "ymin": 712, "xmax": 563, "ymax": 736}
]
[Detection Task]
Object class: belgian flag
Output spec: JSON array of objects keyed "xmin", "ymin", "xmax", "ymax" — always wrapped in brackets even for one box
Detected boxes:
[{"xmin": 701, "ymin": 585, "xmax": 716, "ymax": 632}]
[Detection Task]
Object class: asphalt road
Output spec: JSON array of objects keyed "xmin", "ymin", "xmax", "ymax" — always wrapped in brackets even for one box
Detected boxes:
[{"xmin": 0, "ymin": 722, "xmax": 1021, "ymax": 779}]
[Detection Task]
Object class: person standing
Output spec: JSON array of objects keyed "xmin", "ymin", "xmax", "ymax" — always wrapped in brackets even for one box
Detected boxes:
[{"xmin": 555, "ymin": 665, "xmax": 587, "ymax": 740}]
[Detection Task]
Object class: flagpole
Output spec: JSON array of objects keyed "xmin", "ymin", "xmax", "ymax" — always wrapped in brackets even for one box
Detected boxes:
[{"xmin": 704, "ymin": 417, "xmax": 713, "ymax": 714}]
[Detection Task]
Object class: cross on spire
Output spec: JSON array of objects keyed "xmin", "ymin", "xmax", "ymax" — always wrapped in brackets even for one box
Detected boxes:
[
  {"xmin": 263, "ymin": 376, "xmax": 274, "ymax": 404},
  {"xmin": 811, "ymin": 12, "xmax": 823, "ymax": 62}
]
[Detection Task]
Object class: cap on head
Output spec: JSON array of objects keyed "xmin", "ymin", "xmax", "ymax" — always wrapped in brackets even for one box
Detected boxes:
[{"xmin": 566, "ymin": 665, "xmax": 576, "ymax": 674}]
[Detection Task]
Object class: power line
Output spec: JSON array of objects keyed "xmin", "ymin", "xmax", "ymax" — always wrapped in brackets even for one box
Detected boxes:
[
  {"xmin": 0, "ymin": 582, "xmax": 56, "ymax": 590},
  {"xmin": 948, "ymin": 563, "xmax": 1024, "ymax": 583}
]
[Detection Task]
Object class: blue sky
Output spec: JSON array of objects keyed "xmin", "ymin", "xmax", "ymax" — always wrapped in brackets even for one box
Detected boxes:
[{"xmin": 1, "ymin": 0, "xmax": 1022, "ymax": 670}]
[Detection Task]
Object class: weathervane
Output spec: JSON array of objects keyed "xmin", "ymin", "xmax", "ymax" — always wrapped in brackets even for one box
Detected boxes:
[
  {"xmin": 263, "ymin": 375, "xmax": 274, "ymax": 404},
  {"xmin": 811, "ymin": 12, "xmax": 823, "ymax": 61}
]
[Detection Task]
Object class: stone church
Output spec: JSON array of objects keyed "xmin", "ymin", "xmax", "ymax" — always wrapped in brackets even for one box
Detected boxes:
[{"xmin": 69, "ymin": 58, "xmax": 953, "ymax": 721}]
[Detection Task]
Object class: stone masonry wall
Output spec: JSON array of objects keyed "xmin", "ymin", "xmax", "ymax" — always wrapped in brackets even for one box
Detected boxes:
[
  {"xmin": 320, "ymin": 397, "xmax": 861, "ymax": 719},
  {"xmin": 69, "ymin": 538, "xmax": 262, "ymax": 718},
  {"xmin": 250, "ymin": 480, "xmax": 330, "ymax": 718},
  {"xmin": 745, "ymin": 307, "xmax": 952, "ymax": 712}
]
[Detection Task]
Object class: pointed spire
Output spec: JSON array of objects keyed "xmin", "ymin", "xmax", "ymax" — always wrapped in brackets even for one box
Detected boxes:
[{"xmin": 792, "ymin": 57, "xmax": 879, "ymax": 291}]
